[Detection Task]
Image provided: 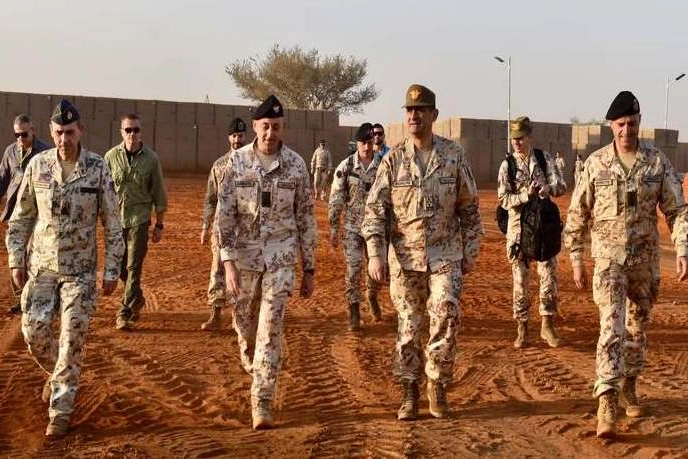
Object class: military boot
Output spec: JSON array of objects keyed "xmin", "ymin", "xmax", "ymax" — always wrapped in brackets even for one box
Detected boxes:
[
  {"xmin": 201, "ymin": 306, "xmax": 222, "ymax": 331},
  {"xmin": 596, "ymin": 389, "xmax": 618, "ymax": 439},
  {"xmin": 397, "ymin": 380, "xmax": 419, "ymax": 421},
  {"xmin": 348, "ymin": 303, "xmax": 361, "ymax": 331},
  {"xmin": 620, "ymin": 376, "xmax": 643, "ymax": 418},
  {"xmin": 366, "ymin": 291, "xmax": 382, "ymax": 322},
  {"xmin": 540, "ymin": 316, "xmax": 561, "ymax": 348},
  {"xmin": 45, "ymin": 415, "xmax": 69, "ymax": 437},
  {"xmin": 513, "ymin": 321, "xmax": 528, "ymax": 349},
  {"xmin": 427, "ymin": 379, "xmax": 449, "ymax": 418},
  {"xmin": 252, "ymin": 399, "xmax": 275, "ymax": 430}
]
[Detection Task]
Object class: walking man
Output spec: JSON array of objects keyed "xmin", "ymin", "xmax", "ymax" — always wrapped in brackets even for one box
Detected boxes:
[
  {"xmin": 372, "ymin": 123, "xmax": 390, "ymax": 159},
  {"xmin": 104, "ymin": 113, "xmax": 168, "ymax": 331},
  {"xmin": 565, "ymin": 91, "xmax": 688, "ymax": 438},
  {"xmin": 311, "ymin": 139, "xmax": 332, "ymax": 201},
  {"xmin": 200, "ymin": 117, "xmax": 247, "ymax": 330},
  {"xmin": 215, "ymin": 95, "xmax": 316, "ymax": 429},
  {"xmin": 362, "ymin": 84, "xmax": 483, "ymax": 420},
  {"xmin": 6, "ymin": 99, "xmax": 124, "ymax": 436}
]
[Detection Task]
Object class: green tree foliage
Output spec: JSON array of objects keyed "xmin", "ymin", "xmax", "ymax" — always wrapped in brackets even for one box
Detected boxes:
[{"xmin": 226, "ymin": 44, "xmax": 378, "ymax": 114}]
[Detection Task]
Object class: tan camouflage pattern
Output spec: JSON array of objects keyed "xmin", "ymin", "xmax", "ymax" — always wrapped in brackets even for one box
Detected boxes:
[
  {"xmin": 565, "ymin": 142, "xmax": 688, "ymax": 266},
  {"xmin": 497, "ymin": 148, "xmax": 565, "ymax": 320},
  {"xmin": 329, "ymin": 153, "xmax": 381, "ymax": 235},
  {"xmin": 230, "ymin": 268, "xmax": 294, "ymax": 402},
  {"xmin": 362, "ymin": 135, "xmax": 483, "ymax": 272},
  {"xmin": 389, "ymin": 255, "xmax": 462, "ymax": 384},
  {"xmin": 311, "ymin": 147, "xmax": 332, "ymax": 200},
  {"xmin": 341, "ymin": 231, "xmax": 379, "ymax": 305},
  {"xmin": 497, "ymin": 148, "xmax": 566, "ymax": 258},
  {"xmin": 20, "ymin": 270, "xmax": 94, "ymax": 419},
  {"xmin": 574, "ymin": 157, "xmax": 584, "ymax": 187},
  {"xmin": 207, "ymin": 232, "xmax": 226, "ymax": 306},
  {"xmin": 215, "ymin": 140, "xmax": 316, "ymax": 273},
  {"xmin": 511, "ymin": 257, "xmax": 558, "ymax": 321},
  {"xmin": 555, "ymin": 156, "xmax": 566, "ymax": 185},
  {"xmin": 6, "ymin": 147, "xmax": 124, "ymax": 281},
  {"xmin": 202, "ymin": 151, "xmax": 232, "ymax": 228},
  {"xmin": 592, "ymin": 260, "xmax": 659, "ymax": 397}
]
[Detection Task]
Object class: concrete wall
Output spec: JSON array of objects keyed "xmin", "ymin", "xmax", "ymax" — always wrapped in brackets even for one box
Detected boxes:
[{"xmin": 0, "ymin": 91, "xmax": 356, "ymax": 173}]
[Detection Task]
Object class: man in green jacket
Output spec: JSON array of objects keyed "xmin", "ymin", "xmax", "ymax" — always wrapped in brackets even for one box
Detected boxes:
[{"xmin": 104, "ymin": 113, "xmax": 168, "ymax": 331}]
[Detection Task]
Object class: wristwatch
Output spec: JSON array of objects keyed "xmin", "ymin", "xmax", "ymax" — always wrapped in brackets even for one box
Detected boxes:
[{"xmin": 155, "ymin": 223, "xmax": 164, "ymax": 230}]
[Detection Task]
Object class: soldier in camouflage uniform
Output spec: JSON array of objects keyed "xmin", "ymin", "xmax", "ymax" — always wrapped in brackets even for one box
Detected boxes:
[
  {"xmin": 497, "ymin": 116, "xmax": 566, "ymax": 349},
  {"xmin": 329, "ymin": 123, "xmax": 382, "ymax": 331},
  {"xmin": 564, "ymin": 91, "xmax": 688, "ymax": 439},
  {"xmin": 1, "ymin": 114, "xmax": 51, "ymax": 314},
  {"xmin": 362, "ymin": 84, "xmax": 483, "ymax": 421},
  {"xmin": 311, "ymin": 139, "xmax": 332, "ymax": 201},
  {"xmin": 199, "ymin": 117, "xmax": 247, "ymax": 331},
  {"xmin": 574, "ymin": 153, "xmax": 584, "ymax": 186},
  {"xmin": 6, "ymin": 99, "xmax": 124, "ymax": 437},
  {"xmin": 215, "ymin": 95, "xmax": 316, "ymax": 430}
]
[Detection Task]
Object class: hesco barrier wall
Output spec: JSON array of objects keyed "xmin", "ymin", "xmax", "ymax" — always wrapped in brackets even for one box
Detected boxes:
[{"xmin": 1, "ymin": 91, "xmax": 685, "ymax": 187}]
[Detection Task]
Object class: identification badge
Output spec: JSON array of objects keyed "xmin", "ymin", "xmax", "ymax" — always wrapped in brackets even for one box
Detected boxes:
[
  {"xmin": 626, "ymin": 190, "xmax": 637, "ymax": 207},
  {"xmin": 261, "ymin": 191, "xmax": 271, "ymax": 207}
]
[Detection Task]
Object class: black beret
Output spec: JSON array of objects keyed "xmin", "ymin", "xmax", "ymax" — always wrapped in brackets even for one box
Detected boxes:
[
  {"xmin": 252, "ymin": 95, "xmax": 284, "ymax": 120},
  {"xmin": 50, "ymin": 98, "xmax": 80, "ymax": 125},
  {"xmin": 354, "ymin": 122, "xmax": 374, "ymax": 142},
  {"xmin": 228, "ymin": 117, "xmax": 246, "ymax": 135},
  {"xmin": 606, "ymin": 91, "xmax": 640, "ymax": 121}
]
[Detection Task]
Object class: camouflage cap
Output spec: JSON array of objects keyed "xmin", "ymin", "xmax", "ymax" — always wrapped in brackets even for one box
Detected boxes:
[
  {"xmin": 510, "ymin": 116, "xmax": 533, "ymax": 138},
  {"xmin": 402, "ymin": 84, "xmax": 436, "ymax": 108},
  {"xmin": 50, "ymin": 98, "xmax": 80, "ymax": 125}
]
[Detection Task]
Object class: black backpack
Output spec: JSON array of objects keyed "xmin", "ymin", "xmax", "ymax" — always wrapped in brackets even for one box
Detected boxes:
[
  {"xmin": 496, "ymin": 154, "xmax": 517, "ymax": 234},
  {"xmin": 517, "ymin": 150, "xmax": 563, "ymax": 261}
]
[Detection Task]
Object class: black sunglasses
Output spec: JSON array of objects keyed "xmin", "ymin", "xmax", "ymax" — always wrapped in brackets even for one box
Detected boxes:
[
  {"xmin": 123, "ymin": 127, "xmax": 141, "ymax": 134},
  {"xmin": 14, "ymin": 132, "xmax": 29, "ymax": 138},
  {"xmin": 373, "ymin": 131, "xmax": 384, "ymax": 136}
]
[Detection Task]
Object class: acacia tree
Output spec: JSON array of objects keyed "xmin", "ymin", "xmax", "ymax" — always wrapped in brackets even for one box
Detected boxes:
[{"xmin": 226, "ymin": 44, "xmax": 378, "ymax": 114}]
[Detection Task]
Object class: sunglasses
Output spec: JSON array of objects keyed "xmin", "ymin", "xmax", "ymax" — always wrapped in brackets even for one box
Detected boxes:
[
  {"xmin": 123, "ymin": 127, "xmax": 141, "ymax": 134},
  {"xmin": 14, "ymin": 132, "xmax": 29, "ymax": 139},
  {"xmin": 373, "ymin": 131, "xmax": 384, "ymax": 136}
]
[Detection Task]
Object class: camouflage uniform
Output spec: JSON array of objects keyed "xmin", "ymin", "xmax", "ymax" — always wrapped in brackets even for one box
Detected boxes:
[
  {"xmin": 215, "ymin": 140, "xmax": 316, "ymax": 404},
  {"xmin": 574, "ymin": 157, "xmax": 584, "ymax": 186},
  {"xmin": 555, "ymin": 156, "xmax": 566, "ymax": 185},
  {"xmin": 6, "ymin": 147, "xmax": 124, "ymax": 420},
  {"xmin": 564, "ymin": 142, "xmax": 688, "ymax": 397},
  {"xmin": 311, "ymin": 146, "xmax": 332, "ymax": 200},
  {"xmin": 328, "ymin": 153, "xmax": 381, "ymax": 306},
  {"xmin": 497, "ymin": 149, "xmax": 566, "ymax": 321},
  {"xmin": 202, "ymin": 151, "xmax": 232, "ymax": 308},
  {"xmin": 362, "ymin": 135, "xmax": 483, "ymax": 384}
]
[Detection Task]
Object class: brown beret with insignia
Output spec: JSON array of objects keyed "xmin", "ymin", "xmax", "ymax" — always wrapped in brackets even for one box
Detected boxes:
[
  {"xmin": 403, "ymin": 84, "xmax": 436, "ymax": 108},
  {"xmin": 51, "ymin": 98, "xmax": 80, "ymax": 125},
  {"xmin": 252, "ymin": 95, "xmax": 284, "ymax": 120},
  {"xmin": 605, "ymin": 91, "xmax": 640, "ymax": 121}
]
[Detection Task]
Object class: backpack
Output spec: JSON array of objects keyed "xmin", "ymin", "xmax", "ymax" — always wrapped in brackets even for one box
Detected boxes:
[
  {"xmin": 496, "ymin": 154, "xmax": 517, "ymax": 234},
  {"xmin": 516, "ymin": 150, "xmax": 563, "ymax": 261}
]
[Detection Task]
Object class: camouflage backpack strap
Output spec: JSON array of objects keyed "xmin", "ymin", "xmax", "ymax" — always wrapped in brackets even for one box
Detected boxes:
[{"xmin": 532, "ymin": 148, "xmax": 548, "ymax": 178}]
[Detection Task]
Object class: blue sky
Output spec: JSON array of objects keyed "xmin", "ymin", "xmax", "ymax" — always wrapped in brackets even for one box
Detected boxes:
[{"xmin": 4, "ymin": 0, "xmax": 688, "ymax": 139}]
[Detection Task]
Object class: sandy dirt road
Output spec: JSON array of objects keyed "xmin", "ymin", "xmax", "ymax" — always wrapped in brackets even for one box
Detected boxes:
[{"xmin": 0, "ymin": 176, "xmax": 687, "ymax": 458}]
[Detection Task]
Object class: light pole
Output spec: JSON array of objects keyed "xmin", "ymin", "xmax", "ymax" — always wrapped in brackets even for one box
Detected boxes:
[
  {"xmin": 664, "ymin": 73, "xmax": 686, "ymax": 129},
  {"xmin": 494, "ymin": 56, "xmax": 511, "ymax": 152}
]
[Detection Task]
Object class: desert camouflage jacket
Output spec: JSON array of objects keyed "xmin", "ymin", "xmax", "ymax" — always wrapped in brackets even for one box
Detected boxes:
[
  {"xmin": 328, "ymin": 153, "xmax": 381, "ymax": 236},
  {"xmin": 311, "ymin": 147, "xmax": 332, "ymax": 171},
  {"xmin": 202, "ymin": 150, "xmax": 232, "ymax": 228},
  {"xmin": 215, "ymin": 140, "xmax": 316, "ymax": 272},
  {"xmin": 564, "ymin": 142, "xmax": 688, "ymax": 266},
  {"xmin": 362, "ymin": 135, "xmax": 483, "ymax": 272},
  {"xmin": 6, "ymin": 147, "xmax": 124, "ymax": 280}
]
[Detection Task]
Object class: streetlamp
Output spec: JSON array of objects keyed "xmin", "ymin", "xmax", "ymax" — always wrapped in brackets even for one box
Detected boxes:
[
  {"xmin": 494, "ymin": 56, "xmax": 511, "ymax": 152},
  {"xmin": 664, "ymin": 73, "xmax": 686, "ymax": 129}
]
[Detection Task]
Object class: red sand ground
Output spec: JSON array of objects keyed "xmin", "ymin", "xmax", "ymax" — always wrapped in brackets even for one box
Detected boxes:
[{"xmin": 1, "ymin": 176, "xmax": 687, "ymax": 458}]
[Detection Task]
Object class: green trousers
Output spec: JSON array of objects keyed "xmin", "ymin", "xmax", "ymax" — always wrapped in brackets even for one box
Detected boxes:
[{"xmin": 118, "ymin": 223, "xmax": 149, "ymax": 318}]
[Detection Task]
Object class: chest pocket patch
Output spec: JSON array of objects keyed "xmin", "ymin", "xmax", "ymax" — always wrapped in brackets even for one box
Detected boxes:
[
  {"xmin": 235, "ymin": 180, "xmax": 256, "ymax": 187},
  {"xmin": 439, "ymin": 176, "xmax": 456, "ymax": 184},
  {"xmin": 642, "ymin": 174, "xmax": 662, "ymax": 184}
]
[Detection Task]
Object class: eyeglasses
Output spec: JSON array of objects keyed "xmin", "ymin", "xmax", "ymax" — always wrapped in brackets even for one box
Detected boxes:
[
  {"xmin": 123, "ymin": 127, "xmax": 141, "ymax": 134},
  {"xmin": 14, "ymin": 132, "xmax": 29, "ymax": 139},
  {"xmin": 373, "ymin": 131, "xmax": 384, "ymax": 136}
]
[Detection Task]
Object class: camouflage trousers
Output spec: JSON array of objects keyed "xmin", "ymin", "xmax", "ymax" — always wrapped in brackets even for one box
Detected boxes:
[
  {"xmin": 342, "ymin": 231, "xmax": 380, "ymax": 305},
  {"xmin": 206, "ymin": 232, "xmax": 226, "ymax": 307},
  {"xmin": 313, "ymin": 168, "xmax": 329, "ymax": 200},
  {"xmin": 389, "ymin": 261, "xmax": 462, "ymax": 385},
  {"xmin": 231, "ymin": 267, "xmax": 294, "ymax": 404},
  {"xmin": 511, "ymin": 256, "xmax": 558, "ymax": 322},
  {"xmin": 592, "ymin": 259, "xmax": 659, "ymax": 398},
  {"xmin": 20, "ymin": 270, "xmax": 95, "ymax": 420}
]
